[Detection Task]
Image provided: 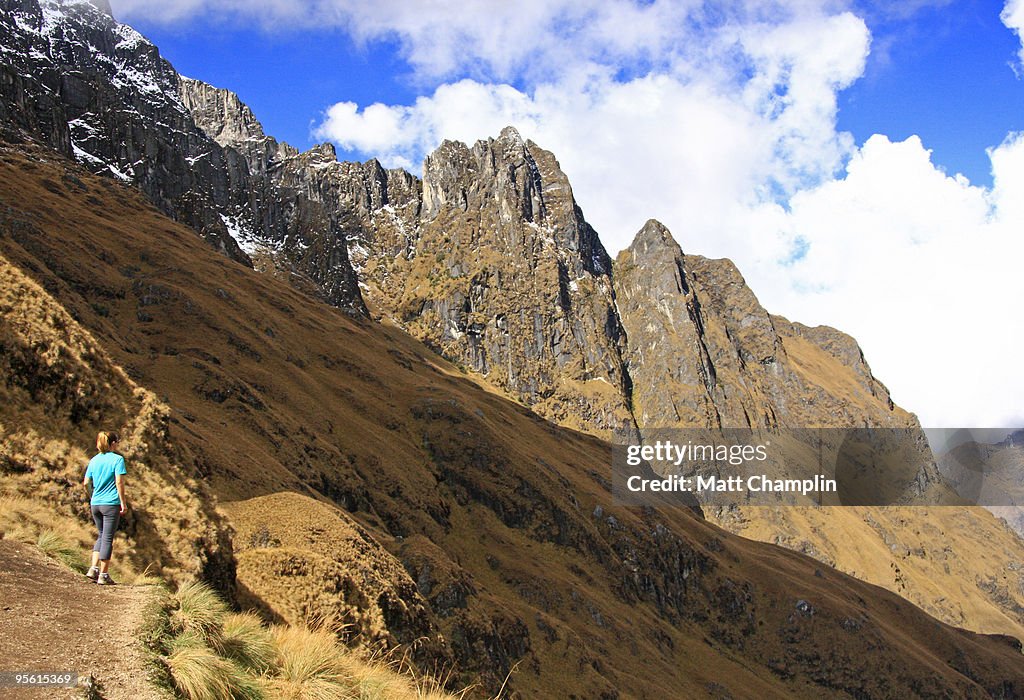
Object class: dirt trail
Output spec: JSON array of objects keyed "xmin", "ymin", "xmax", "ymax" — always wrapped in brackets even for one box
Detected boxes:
[{"xmin": 0, "ymin": 539, "xmax": 161, "ymax": 699}]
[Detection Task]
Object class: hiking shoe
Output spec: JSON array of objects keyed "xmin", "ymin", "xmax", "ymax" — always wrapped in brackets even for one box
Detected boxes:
[
  {"xmin": 85, "ymin": 566, "xmax": 99, "ymax": 582},
  {"xmin": 97, "ymin": 573, "xmax": 116, "ymax": 586}
]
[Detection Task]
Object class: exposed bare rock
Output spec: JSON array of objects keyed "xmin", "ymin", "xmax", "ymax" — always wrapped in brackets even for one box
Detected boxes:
[{"xmin": 358, "ymin": 128, "xmax": 637, "ymax": 437}]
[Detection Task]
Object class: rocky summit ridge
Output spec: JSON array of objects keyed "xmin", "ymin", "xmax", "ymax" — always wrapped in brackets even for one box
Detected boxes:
[{"xmin": 3, "ymin": 0, "xmax": 1024, "ymax": 652}]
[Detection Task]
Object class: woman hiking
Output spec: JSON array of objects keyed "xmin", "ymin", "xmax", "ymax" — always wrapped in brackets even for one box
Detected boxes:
[{"xmin": 83, "ymin": 431, "xmax": 128, "ymax": 585}]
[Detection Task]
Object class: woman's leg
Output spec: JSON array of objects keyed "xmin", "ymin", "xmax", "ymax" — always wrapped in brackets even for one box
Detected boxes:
[
  {"xmin": 91, "ymin": 506, "xmax": 104, "ymax": 566},
  {"xmin": 87, "ymin": 507, "xmax": 103, "ymax": 577},
  {"xmin": 96, "ymin": 506, "xmax": 121, "ymax": 572}
]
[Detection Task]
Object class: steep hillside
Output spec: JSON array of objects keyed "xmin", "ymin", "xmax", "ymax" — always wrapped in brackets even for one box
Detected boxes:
[
  {"xmin": 3, "ymin": 143, "xmax": 1024, "ymax": 698},
  {"xmin": 0, "ymin": 234, "xmax": 232, "ymax": 588}
]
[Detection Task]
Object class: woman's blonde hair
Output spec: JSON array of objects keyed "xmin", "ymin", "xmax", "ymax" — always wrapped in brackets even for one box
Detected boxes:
[{"xmin": 96, "ymin": 431, "xmax": 119, "ymax": 454}]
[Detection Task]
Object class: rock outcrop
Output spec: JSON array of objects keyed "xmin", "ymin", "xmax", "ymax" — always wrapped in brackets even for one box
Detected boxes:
[
  {"xmin": 178, "ymin": 78, "xmax": 371, "ymax": 309},
  {"xmin": 357, "ymin": 128, "xmax": 637, "ymax": 436},
  {"xmin": 614, "ymin": 218, "xmax": 904, "ymax": 432}
]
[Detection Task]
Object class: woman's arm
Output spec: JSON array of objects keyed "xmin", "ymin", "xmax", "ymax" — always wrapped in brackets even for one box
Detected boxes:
[{"xmin": 116, "ymin": 474, "xmax": 128, "ymax": 515}]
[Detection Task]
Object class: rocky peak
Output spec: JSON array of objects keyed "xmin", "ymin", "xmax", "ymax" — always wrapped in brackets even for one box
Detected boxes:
[
  {"xmin": 422, "ymin": 130, "xmax": 545, "ymax": 225},
  {"xmin": 0, "ymin": 0, "xmax": 255, "ymax": 264},
  {"xmin": 627, "ymin": 218, "xmax": 681, "ymax": 257},
  {"xmin": 614, "ymin": 218, "xmax": 906, "ymax": 431},
  {"xmin": 421, "ymin": 128, "xmax": 611, "ymax": 277},
  {"xmin": 354, "ymin": 128, "xmax": 635, "ymax": 436},
  {"xmin": 179, "ymin": 77, "xmax": 268, "ymax": 148}
]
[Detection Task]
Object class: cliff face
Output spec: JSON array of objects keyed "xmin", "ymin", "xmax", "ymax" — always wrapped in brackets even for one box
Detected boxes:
[
  {"xmin": 178, "ymin": 78, "xmax": 370, "ymax": 309},
  {"xmin": 614, "ymin": 218, "xmax": 902, "ymax": 432},
  {"xmin": 0, "ymin": 0, "xmax": 252, "ymax": 263},
  {"xmin": 357, "ymin": 129, "xmax": 637, "ymax": 436}
]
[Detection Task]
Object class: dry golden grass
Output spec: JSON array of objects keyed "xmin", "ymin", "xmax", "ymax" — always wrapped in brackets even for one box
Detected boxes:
[
  {"xmin": 0, "ymin": 495, "xmax": 87, "ymax": 543},
  {"xmin": 166, "ymin": 631, "xmax": 264, "ymax": 700},
  {"xmin": 0, "ymin": 252, "xmax": 232, "ymax": 586},
  {"xmin": 265, "ymin": 625, "xmax": 351, "ymax": 699},
  {"xmin": 155, "ymin": 581, "xmax": 464, "ymax": 700},
  {"xmin": 35, "ymin": 528, "xmax": 88, "ymax": 573},
  {"xmin": 215, "ymin": 612, "xmax": 276, "ymax": 675},
  {"xmin": 222, "ymin": 492, "xmax": 435, "ymax": 652},
  {"xmin": 269, "ymin": 625, "xmax": 463, "ymax": 700},
  {"xmin": 170, "ymin": 580, "xmax": 230, "ymax": 641}
]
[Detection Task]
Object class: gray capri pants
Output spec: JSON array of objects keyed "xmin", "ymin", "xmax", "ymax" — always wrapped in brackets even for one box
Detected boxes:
[{"xmin": 91, "ymin": 505, "xmax": 120, "ymax": 560}]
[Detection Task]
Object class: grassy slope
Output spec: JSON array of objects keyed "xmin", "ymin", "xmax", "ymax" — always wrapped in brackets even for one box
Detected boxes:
[
  {"xmin": 1, "ymin": 142, "xmax": 1023, "ymax": 698},
  {"xmin": 0, "ymin": 224, "xmax": 233, "ymax": 588},
  {"xmin": 717, "ymin": 327, "xmax": 1024, "ymax": 640}
]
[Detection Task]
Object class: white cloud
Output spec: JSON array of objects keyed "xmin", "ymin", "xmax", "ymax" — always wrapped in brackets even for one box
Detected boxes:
[
  {"xmin": 750, "ymin": 134, "xmax": 1024, "ymax": 428},
  {"xmin": 112, "ymin": 0, "xmax": 1024, "ymax": 428},
  {"xmin": 1002, "ymin": 0, "xmax": 1024, "ymax": 72},
  {"xmin": 111, "ymin": 0, "xmax": 697, "ymax": 80},
  {"xmin": 314, "ymin": 10, "xmax": 870, "ymax": 253}
]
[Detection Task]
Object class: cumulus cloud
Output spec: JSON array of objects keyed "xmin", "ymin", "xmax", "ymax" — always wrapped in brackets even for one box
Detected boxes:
[
  {"xmin": 112, "ymin": 0, "xmax": 1024, "ymax": 428},
  {"xmin": 112, "ymin": 0, "xmax": 695, "ymax": 80},
  {"xmin": 1002, "ymin": 0, "xmax": 1024, "ymax": 72},
  {"xmin": 314, "ymin": 10, "xmax": 870, "ymax": 251},
  {"xmin": 754, "ymin": 134, "xmax": 1024, "ymax": 427}
]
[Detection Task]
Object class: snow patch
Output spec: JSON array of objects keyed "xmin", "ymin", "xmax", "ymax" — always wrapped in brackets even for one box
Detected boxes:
[
  {"xmin": 220, "ymin": 212, "xmax": 274, "ymax": 256},
  {"xmin": 71, "ymin": 142, "xmax": 131, "ymax": 181}
]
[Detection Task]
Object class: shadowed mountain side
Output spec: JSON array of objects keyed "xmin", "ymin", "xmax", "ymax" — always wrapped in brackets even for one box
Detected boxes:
[
  {"xmin": 2, "ymin": 144, "xmax": 1024, "ymax": 698},
  {"xmin": 936, "ymin": 436, "xmax": 1024, "ymax": 537}
]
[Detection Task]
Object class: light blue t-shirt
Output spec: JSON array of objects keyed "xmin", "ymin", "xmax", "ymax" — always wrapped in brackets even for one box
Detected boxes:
[{"xmin": 85, "ymin": 452, "xmax": 126, "ymax": 506}]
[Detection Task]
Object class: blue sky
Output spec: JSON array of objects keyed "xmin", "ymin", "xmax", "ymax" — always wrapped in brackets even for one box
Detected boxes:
[
  {"xmin": 131, "ymin": 27, "xmax": 415, "ymax": 149},
  {"xmin": 111, "ymin": 0, "xmax": 1024, "ymax": 428},
  {"xmin": 839, "ymin": 0, "xmax": 1024, "ymax": 185}
]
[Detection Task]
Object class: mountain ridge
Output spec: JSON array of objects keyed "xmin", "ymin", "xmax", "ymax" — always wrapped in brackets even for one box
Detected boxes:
[
  {"xmin": 4, "ymin": 0, "xmax": 1024, "ymax": 686},
  {"xmin": 3, "ymin": 136, "xmax": 1024, "ymax": 698}
]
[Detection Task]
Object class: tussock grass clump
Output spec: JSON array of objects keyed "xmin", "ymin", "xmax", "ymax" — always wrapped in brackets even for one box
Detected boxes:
[
  {"xmin": 169, "ymin": 580, "xmax": 230, "ymax": 641},
  {"xmin": 336, "ymin": 651, "xmax": 470, "ymax": 700},
  {"xmin": 36, "ymin": 528, "xmax": 87, "ymax": 572},
  {"xmin": 146, "ymin": 580, "xmax": 468, "ymax": 700},
  {"xmin": 130, "ymin": 564, "xmax": 165, "ymax": 587},
  {"xmin": 215, "ymin": 612, "xmax": 276, "ymax": 675},
  {"xmin": 266, "ymin": 625, "xmax": 351, "ymax": 700},
  {"xmin": 165, "ymin": 632, "xmax": 263, "ymax": 700}
]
